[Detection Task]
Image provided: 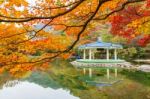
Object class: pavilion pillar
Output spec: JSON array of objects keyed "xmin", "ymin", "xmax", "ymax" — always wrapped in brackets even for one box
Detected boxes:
[
  {"xmin": 89, "ymin": 49, "xmax": 92, "ymax": 60},
  {"xmin": 83, "ymin": 49, "xmax": 86, "ymax": 59},
  {"xmin": 114, "ymin": 49, "xmax": 117, "ymax": 60},
  {"xmin": 106, "ymin": 48, "xmax": 109, "ymax": 60}
]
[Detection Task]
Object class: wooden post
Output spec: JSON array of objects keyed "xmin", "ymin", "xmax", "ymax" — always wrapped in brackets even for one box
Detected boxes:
[
  {"xmin": 115, "ymin": 68, "xmax": 118, "ymax": 77},
  {"xmin": 107, "ymin": 68, "xmax": 110, "ymax": 79},
  {"xmin": 114, "ymin": 49, "xmax": 117, "ymax": 60},
  {"xmin": 89, "ymin": 68, "xmax": 92, "ymax": 78},
  {"xmin": 106, "ymin": 49, "xmax": 109, "ymax": 60}
]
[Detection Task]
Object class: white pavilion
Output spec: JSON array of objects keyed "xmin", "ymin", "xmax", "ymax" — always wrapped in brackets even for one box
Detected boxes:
[
  {"xmin": 77, "ymin": 38, "xmax": 123, "ymax": 63},
  {"xmin": 71, "ymin": 38, "xmax": 132, "ymax": 79}
]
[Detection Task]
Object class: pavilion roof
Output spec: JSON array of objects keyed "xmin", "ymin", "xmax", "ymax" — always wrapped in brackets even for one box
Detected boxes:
[{"xmin": 78, "ymin": 41, "xmax": 123, "ymax": 49}]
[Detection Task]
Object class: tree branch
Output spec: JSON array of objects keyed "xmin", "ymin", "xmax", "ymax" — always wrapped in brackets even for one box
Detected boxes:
[{"xmin": 0, "ymin": 0, "xmax": 84, "ymax": 23}]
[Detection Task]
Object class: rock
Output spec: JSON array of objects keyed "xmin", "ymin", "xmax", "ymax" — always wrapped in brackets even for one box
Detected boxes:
[{"xmin": 137, "ymin": 65, "xmax": 150, "ymax": 72}]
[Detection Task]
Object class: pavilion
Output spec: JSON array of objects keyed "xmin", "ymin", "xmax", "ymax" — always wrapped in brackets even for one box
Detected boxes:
[
  {"xmin": 77, "ymin": 38, "xmax": 123, "ymax": 63},
  {"xmin": 71, "ymin": 38, "xmax": 132, "ymax": 79}
]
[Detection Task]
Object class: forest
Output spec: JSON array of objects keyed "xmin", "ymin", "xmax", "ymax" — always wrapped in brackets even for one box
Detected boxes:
[{"xmin": 0, "ymin": 0, "xmax": 149, "ymax": 75}]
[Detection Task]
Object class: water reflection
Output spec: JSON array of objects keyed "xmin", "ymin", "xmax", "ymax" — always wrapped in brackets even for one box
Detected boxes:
[
  {"xmin": 0, "ymin": 81, "xmax": 79, "ymax": 99},
  {"xmin": 0, "ymin": 60, "xmax": 150, "ymax": 99}
]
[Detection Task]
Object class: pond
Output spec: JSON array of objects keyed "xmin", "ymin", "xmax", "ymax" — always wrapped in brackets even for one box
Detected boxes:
[{"xmin": 0, "ymin": 60, "xmax": 150, "ymax": 99}]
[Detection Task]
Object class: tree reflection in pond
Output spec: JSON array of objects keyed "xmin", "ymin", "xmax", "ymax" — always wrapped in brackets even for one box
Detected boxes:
[{"xmin": 0, "ymin": 59, "xmax": 150, "ymax": 99}]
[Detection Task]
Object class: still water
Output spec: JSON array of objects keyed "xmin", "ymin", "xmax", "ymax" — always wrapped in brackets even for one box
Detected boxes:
[
  {"xmin": 0, "ymin": 81, "xmax": 79, "ymax": 99},
  {"xmin": 0, "ymin": 60, "xmax": 150, "ymax": 99}
]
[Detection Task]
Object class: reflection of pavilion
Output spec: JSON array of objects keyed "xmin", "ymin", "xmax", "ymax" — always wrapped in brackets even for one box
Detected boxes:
[{"xmin": 71, "ymin": 38, "xmax": 132, "ymax": 79}]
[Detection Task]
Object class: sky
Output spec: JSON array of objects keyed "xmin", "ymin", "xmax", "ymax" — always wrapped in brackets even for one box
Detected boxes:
[{"xmin": 26, "ymin": 0, "xmax": 36, "ymax": 6}]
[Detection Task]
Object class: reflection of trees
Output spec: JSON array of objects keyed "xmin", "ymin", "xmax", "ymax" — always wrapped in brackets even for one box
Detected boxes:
[
  {"xmin": 25, "ymin": 71, "xmax": 61, "ymax": 89},
  {"xmin": 0, "ymin": 74, "xmax": 18, "ymax": 89},
  {"xmin": 25, "ymin": 59, "xmax": 107, "ymax": 98},
  {"xmin": 44, "ymin": 60, "xmax": 150, "ymax": 99},
  {"xmin": 3, "ymin": 80, "xmax": 20, "ymax": 88},
  {"xmin": 1, "ymin": 60, "xmax": 150, "ymax": 99},
  {"xmin": 121, "ymin": 70, "xmax": 150, "ymax": 86},
  {"xmin": 103, "ymin": 79, "xmax": 150, "ymax": 99}
]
